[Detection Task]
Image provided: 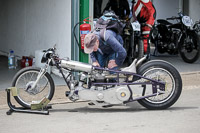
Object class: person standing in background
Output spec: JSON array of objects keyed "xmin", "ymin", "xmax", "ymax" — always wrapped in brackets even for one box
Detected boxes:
[
  {"xmin": 94, "ymin": 0, "xmax": 103, "ymax": 18},
  {"xmin": 103, "ymin": 0, "xmax": 130, "ymax": 20},
  {"xmin": 132, "ymin": 0, "xmax": 156, "ymax": 54}
]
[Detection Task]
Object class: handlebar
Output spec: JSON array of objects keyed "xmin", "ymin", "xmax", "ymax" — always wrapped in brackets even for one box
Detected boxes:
[
  {"xmin": 193, "ymin": 20, "xmax": 200, "ymax": 32},
  {"xmin": 193, "ymin": 20, "xmax": 200, "ymax": 26},
  {"xmin": 166, "ymin": 16, "xmax": 181, "ymax": 20},
  {"xmin": 195, "ymin": 20, "xmax": 200, "ymax": 24}
]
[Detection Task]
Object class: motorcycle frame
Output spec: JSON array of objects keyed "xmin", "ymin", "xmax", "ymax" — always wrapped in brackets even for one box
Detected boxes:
[{"xmin": 51, "ymin": 58, "xmax": 166, "ymax": 104}]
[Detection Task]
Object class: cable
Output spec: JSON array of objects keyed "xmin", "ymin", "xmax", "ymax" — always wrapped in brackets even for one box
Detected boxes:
[{"xmin": 73, "ymin": 21, "xmax": 85, "ymax": 53}]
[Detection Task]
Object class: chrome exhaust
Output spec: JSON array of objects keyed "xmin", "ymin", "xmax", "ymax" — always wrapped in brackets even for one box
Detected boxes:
[{"xmin": 61, "ymin": 59, "xmax": 92, "ymax": 73}]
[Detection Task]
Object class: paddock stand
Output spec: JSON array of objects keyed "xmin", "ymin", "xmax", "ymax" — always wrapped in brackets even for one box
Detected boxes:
[{"xmin": 6, "ymin": 87, "xmax": 52, "ymax": 115}]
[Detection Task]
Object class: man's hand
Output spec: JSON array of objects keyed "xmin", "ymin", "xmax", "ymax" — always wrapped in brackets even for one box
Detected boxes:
[
  {"xmin": 92, "ymin": 61, "xmax": 100, "ymax": 67},
  {"xmin": 108, "ymin": 60, "xmax": 117, "ymax": 69},
  {"xmin": 124, "ymin": 15, "xmax": 129, "ymax": 21}
]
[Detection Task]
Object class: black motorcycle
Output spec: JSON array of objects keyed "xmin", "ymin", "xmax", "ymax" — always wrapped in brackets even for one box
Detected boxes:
[
  {"xmin": 123, "ymin": 20, "xmax": 144, "ymax": 65},
  {"xmin": 151, "ymin": 12, "xmax": 200, "ymax": 63}
]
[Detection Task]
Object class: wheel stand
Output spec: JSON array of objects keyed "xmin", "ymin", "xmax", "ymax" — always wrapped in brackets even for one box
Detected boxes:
[{"xmin": 6, "ymin": 87, "xmax": 52, "ymax": 115}]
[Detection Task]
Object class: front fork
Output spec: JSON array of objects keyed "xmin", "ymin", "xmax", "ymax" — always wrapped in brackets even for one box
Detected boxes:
[{"xmin": 31, "ymin": 59, "xmax": 51, "ymax": 89}]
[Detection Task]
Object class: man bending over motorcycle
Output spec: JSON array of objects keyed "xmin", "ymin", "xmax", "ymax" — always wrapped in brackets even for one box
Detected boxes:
[
  {"xmin": 132, "ymin": 0, "xmax": 156, "ymax": 54},
  {"xmin": 84, "ymin": 30, "xmax": 127, "ymax": 70}
]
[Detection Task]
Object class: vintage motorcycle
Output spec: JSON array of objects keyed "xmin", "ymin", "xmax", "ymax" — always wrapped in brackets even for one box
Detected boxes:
[
  {"xmin": 151, "ymin": 12, "xmax": 200, "ymax": 63},
  {"xmin": 123, "ymin": 20, "xmax": 144, "ymax": 65},
  {"xmin": 12, "ymin": 45, "xmax": 182, "ymax": 110}
]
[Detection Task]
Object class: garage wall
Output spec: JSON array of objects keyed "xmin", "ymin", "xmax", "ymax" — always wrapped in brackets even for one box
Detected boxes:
[
  {"xmin": 153, "ymin": 0, "xmax": 181, "ymax": 20},
  {"xmin": 0, "ymin": 0, "xmax": 71, "ymax": 59},
  {"xmin": 189, "ymin": 0, "xmax": 200, "ymax": 22},
  {"xmin": 101, "ymin": 0, "xmax": 109, "ymax": 12}
]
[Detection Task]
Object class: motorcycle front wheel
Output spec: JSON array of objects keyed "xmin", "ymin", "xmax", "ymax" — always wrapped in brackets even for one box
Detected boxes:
[
  {"xmin": 12, "ymin": 67, "xmax": 55, "ymax": 108},
  {"xmin": 127, "ymin": 35, "xmax": 144, "ymax": 65},
  {"xmin": 137, "ymin": 60, "xmax": 182, "ymax": 110},
  {"xmin": 179, "ymin": 31, "xmax": 200, "ymax": 63}
]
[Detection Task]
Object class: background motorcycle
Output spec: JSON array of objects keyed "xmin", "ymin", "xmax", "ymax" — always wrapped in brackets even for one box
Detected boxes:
[
  {"xmin": 11, "ymin": 45, "xmax": 182, "ymax": 110},
  {"xmin": 151, "ymin": 12, "xmax": 200, "ymax": 63},
  {"xmin": 123, "ymin": 19, "xmax": 144, "ymax": 65}
]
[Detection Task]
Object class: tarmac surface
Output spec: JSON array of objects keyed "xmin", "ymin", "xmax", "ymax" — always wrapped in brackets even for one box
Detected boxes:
[{"xmin": 0, "ymin": 86, "xmax": 200, "ymax": 133}]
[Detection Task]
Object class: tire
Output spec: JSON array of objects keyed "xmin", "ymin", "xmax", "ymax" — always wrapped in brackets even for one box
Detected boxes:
[
  {"xmin": 136, "ymin": 38, "xmax": 144, "ymax": 59},
  {"xmin": 128, "ymin": 35, "xmax": 144, "ymax": 65},
  {"xmin": 137, "ymin": 60, "xmax": 182, "ymax": 110},
  {"xmin": 12, "ymin": 67, "xmax": 55, "ymax": 108},
  {"xmin": 179, "ymin": 31, "xmax": 200, "ymax": 63}
]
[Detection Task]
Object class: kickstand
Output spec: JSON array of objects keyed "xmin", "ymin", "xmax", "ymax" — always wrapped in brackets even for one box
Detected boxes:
[{"xmin": 6, "ymin": 88, "xmax": 51, "ymax": 115}]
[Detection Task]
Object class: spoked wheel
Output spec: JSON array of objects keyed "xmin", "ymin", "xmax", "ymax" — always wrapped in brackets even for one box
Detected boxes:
[
  {"xmin": 12, "ymin": 67, "xmax": 55, "ymax": 108},
  {"xmin": 133, "ymin": 38, "xmax": 144, "ymax": 60},
  {"xmin": 137, "ymin": 60, "xmax": 182, "ymax": 110},
  {"xmin": 179, "ymin": 31, "xmax": 200, "ymax": 63}
]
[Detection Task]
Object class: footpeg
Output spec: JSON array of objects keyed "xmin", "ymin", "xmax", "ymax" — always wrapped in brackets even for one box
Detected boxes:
[
  {"xmin": 102, "ymin": 105, "xmax": 113, "ymax": 108},
  {"xmin": 65, "ymin": 91, "xmax": 70, "ymax": 97},
  {"xmin": 88, "ymin": 102, "xmax": 95, "ymax": 106}
]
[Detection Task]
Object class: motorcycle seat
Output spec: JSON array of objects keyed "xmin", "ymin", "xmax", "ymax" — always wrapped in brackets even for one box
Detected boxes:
[{"xmin": 157, "ymin": 19, "xmax": 173, "ymax": 25}]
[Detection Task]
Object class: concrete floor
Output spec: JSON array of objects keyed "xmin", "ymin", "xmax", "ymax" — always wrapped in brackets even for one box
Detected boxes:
[
  {"xmin": 1, "ymin": 87, "xmax": 200, "ymax": 133},
  {"xmin": 0, "ymin": 53, "xmax": 200, "ymax": 91},
  {"xmin": 151, "ymin": 54, "xmax": 200, "ymax": 73}
]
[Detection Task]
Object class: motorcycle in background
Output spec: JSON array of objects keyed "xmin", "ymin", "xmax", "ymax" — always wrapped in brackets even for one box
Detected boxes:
[
  {"xmin": 151, "ymin": 12, "xmax": 200, "ymax": 63},
  {"xmin": 123, "ymin": 20, "xmax": 144, "ymax": 65}
]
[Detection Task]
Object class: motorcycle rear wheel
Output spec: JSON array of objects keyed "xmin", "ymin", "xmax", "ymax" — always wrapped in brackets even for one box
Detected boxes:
[
  {"xmin": 137, "ymin": 60, "xmax": 182, "ymax": 110},
  {"xmin": 179, "ymin": 31, "xmax": 200, "ymax": 63},
  {"xmin": 12, "ymin": 67, "xmax": 55, "ymax": 108}
]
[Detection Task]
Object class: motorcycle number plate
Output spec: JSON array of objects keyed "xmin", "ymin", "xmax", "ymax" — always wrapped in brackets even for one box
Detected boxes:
[
  {"xmin": 131, "ymin": 21, "xmax": 141, "ymax": 31},
  {"xmin": 182, "ymin": 16, "xmax": 193, "ymax": 27}
]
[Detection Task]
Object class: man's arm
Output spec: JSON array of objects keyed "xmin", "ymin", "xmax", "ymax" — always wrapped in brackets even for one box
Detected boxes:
[
  {"xmin": 145, "ymin": 2, "xmax": 156, "ymax": 26},
  {"xmin": 90, "ymin": 52, "xmax": 97, "ymax": 63},
  {"xmin": 105, "ymin": 30, "xmax": 127, "ymax": 66},
  {"xmin": 90, "ymin": 53, "xmax": 100, "ymax": 67}
]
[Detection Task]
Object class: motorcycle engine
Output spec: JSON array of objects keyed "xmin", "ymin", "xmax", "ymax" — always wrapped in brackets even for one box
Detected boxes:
[{"xmin": 77, "ymin": 71, "xmax": 131, "ymax": 105}]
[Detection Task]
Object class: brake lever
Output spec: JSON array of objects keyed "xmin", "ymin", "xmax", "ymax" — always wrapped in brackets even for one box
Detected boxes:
[{"xmin": 53, "ymin": 44, "xmax": 57, "ymax": 50}]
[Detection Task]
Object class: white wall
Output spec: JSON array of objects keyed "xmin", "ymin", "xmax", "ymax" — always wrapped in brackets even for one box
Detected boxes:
[
  {"xmin": 153, "ymin": 0, "xmax": 200, "ymax": 24},
  {"xmin": 153, "ymin": 0, "xmax": 180, "ymax": 20},
  {"xmin": 189, "ymin": 0, "xmax": 200, "ymax": 22},
  {"xmin": 0, "ymin": 0, "xmax": 71, "ymax": 59}
]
